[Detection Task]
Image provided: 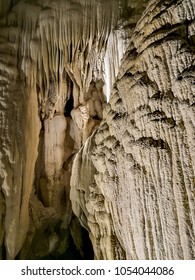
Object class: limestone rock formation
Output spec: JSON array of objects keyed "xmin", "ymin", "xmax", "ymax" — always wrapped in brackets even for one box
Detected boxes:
[
  {"xmin": 0, "ymin": 0, "xmax": 125, "ymax": 260},
  {"xmin": 0, "ymin": 0, "xmax": 195, "ymax": 260},
  {"xmin": 70, "ymin": 0, "xmax": 195, "ymax": 259}
]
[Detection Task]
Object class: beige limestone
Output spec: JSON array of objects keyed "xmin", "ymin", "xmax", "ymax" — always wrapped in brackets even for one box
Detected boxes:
[
  {"xmin": 0, "ymin": 0, "xmax": 124, "ymax": 259},
  {"xmin": 0, "ymin": 0, "xmax": 195, "ymax": 260},
  {"xmin": 70, "ymin": 0, "xmax": 195, "ymax": 259}
]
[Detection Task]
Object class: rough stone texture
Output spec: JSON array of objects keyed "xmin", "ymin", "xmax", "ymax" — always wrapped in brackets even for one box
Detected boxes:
[
  {"xmin": 0, "ymin": 0, "xmax": 195, "ymax": 260},
  {"xmin": 0, "ymin": 0, "xmax": 125, "ymax": 259},
  {"xmin": 71, "ymin": 0, "xmax": 195, "ymax": 259}
]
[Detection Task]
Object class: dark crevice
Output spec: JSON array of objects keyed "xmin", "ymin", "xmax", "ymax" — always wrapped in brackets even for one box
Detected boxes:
[
  {"xmin": 139, "ymin": 72, "xmax": 156, "ymax": 87},
  {"xmin": 64, "ymin": 94, "xmax": 74, "ymax": 117},
  {"xmin": 152, "ymin": 0, "xmax": 184, "ymax": 21},
  {"xmin": 180, "ymin": 65, "xmax": 195, "ymax": 76},
  {"xmin": 126, "ymin": 47, "xmax": 138, "ymax": 60},
  {"xmin": 42, "ymin": 228, "xmax": 94, "ymax": 260},
  {"xmin": 113, "ymin": 112, "xmax": 126, "ymax": 120},
  {"xmin": 136, "ymin": 22, "xmax": 194, "ymax": 59},
  {"xmin": 69, "ymin": 42, "xmax": 73, "ymax": 63},
  {"xmin": 93, "ymin": 115, "xmax": 100, "ymax": 120},
  {"xmin": 150, "ymin": 91, "xmax": 162, "ymax": 100},
  {"xmin": 189, "ymin": 35, "xmax": 195, "ymax": 46},
  {"xmin": 164, "ymin": 90, "xmax": 174, "ymax": 101},
  {"xmin": 0, "ymin": 239, "xmax": 6, "ymax": 260},
  {"xmin": 136, "ymin": 137, "xmax": 170, "ymax": 150},
  {"xmin": 148, "ymin": 110, "xmax": 166, "ymax": 117},
  {"xmin": 178, "ymin": 76, "xmax": 183, "ymax": 81},
  {"xmin": 16, "ymin": 218, "xmax": 94, "ymax": 260},
  {"xmin": 150, "ymin": 22, "xmax": 186, "ymax": 38},
  {"xmin": 34, "ymin": 129, "xmax": 45, "ymax": 202}
]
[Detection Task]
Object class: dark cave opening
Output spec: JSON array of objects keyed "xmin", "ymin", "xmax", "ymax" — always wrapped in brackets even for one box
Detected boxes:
[
  {"xmin": 80, "ymin": 227, "xmax": 94, "ymax": 260},
  {"xmin": 39, "ymin": 233, "xmax": 94, "ymax": 260},
  {"xmin": 58, "ymin": 227, "xmax": 94, "ymax": 260},
  {"xmin": 64, "ymin": 94, "xmax": 74, "ymax": 117},
  {"xmin": 0, "ymin": 240, "xmax": 6, "ymax": 260},
  {"xmin": 53, "ymin": 218, "xmax": 94, "ymax": 260},
  {"xmin": 93, "ymin": 115, "xmax": 100, "ymax": 120},
  {"xmin": 14, "ymin": 211, "xmax": 95, "ymax": 260},
  {"xmin": 39, "ymin": 222, "xmax": 94, "ymax": 260}
]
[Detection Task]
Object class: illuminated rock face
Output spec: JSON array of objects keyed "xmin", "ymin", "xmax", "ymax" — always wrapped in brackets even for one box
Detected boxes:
[
  {"xmin": 0, "ymin": 0, "xmax": 195, "ymax": 259},
  {"xmin": 0, "ymin": 0, "xmax": 126, "ymax": 259},
  {"xmin": 70, "ymin": 0, "xmax": 195, "ymax": 259}
]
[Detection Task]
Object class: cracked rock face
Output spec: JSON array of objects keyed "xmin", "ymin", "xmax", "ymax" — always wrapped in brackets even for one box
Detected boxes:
[{"xmin": 0, "ymin": 0, "xmax": 195, "ymax": 260}]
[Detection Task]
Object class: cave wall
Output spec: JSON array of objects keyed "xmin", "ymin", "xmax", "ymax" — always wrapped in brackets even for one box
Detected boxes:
[
  {"xmin": 0, "ymin": 0, "xmax": 128, "ymax": 259},
  {"xmin": 0, "ymin": 0, "xmax": 195, "ymax": 260},
  {"xmin": 70, "ymin": 0, "xmax": 195, "ymax": 259}
]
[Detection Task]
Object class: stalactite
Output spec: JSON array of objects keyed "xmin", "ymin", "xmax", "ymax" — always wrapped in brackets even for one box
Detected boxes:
[{"xmin": 0, "ymin": 0, "xmax": 128, "ymax": 259}]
